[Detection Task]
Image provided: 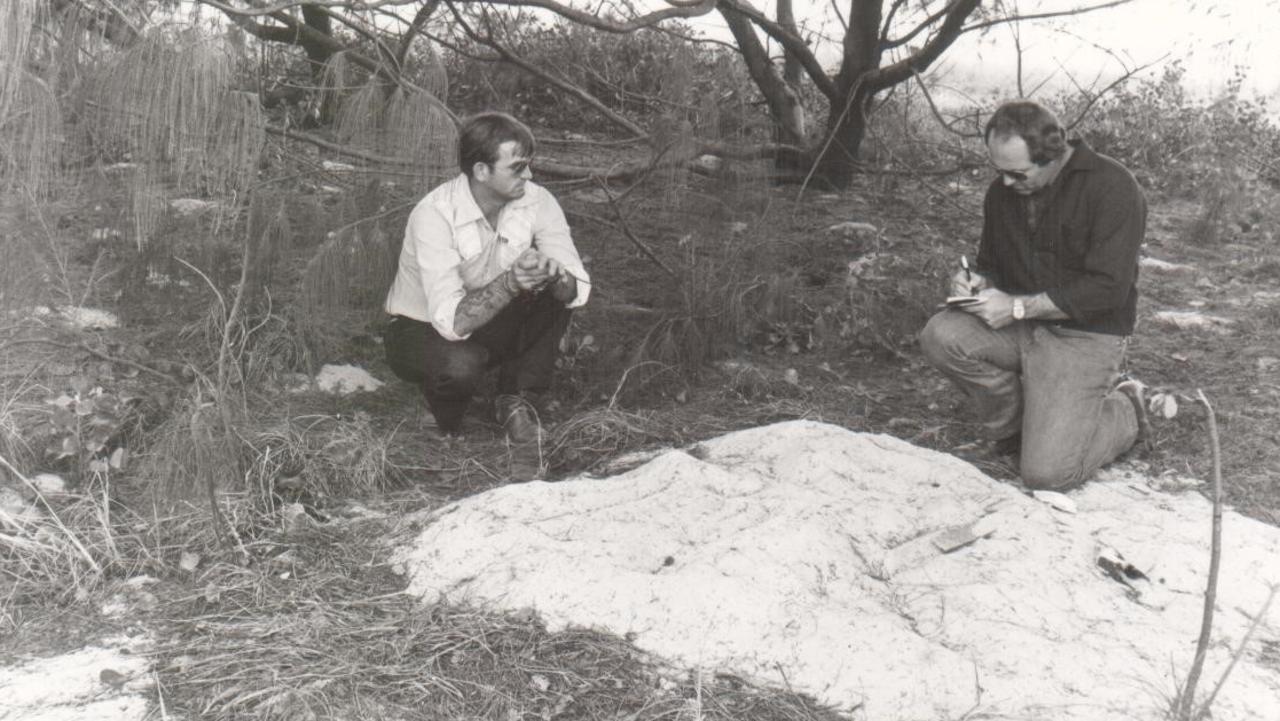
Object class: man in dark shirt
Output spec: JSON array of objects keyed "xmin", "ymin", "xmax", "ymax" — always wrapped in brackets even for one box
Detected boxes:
[{"xmin": 919, "ymin": 100, "xmax": 1149, "ymax": 490}]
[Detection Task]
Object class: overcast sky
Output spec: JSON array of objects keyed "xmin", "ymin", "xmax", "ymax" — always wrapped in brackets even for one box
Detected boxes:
[{"xmin": 679, "ymin": 0, "xmax": 1280, "ymax": 108}]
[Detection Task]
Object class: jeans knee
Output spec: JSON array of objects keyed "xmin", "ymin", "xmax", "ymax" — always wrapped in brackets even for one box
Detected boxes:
[
  {"xmin": 919, "ymin": 312, "xmax": 963, "ymax": 367},
  {"xmin": 1019, "ymin": 456, "xmax": 1085, "ymax": 491}
]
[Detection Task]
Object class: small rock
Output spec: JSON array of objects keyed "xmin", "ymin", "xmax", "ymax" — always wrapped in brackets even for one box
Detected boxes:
[
  {"xmin": 783, "ymin": 368, "xmax": 800, "ymax": 385},
  {"xmin": 694, "ymin": 154, "xmax": 722, "ymax": 172},
  {"xmin": 99, "ymin": 668, "xmax": 128, "ymax": 689},
  {"xmin": 168, "ymin": 198, "xmax": 221, "ymax": 216},
  {"xmin": 30, "ymin": 473, "xmax": 67, "ymax": 495},
  {"xmin": 827, "ymin": 221, "xmax": 878, "ymax": 237},
  {"xmin": 1152, "ymin": 310, "xmax": 1234, "ymax": 332},
  {"xmin": 1031, "ymin": 490, "xmax": 1077, "ymax": 514},
  {"xmin": 0, "ymin": 487, "xmax": 41, "ymax": 525},
  {"xmin": 178, "ymin": 551, "xmax": 201, "ymax": 572},
  {"xmin": 282, "ymin": 502, "xmax": 316, "ymax": 533},
  {"xmin": 321, "ymin": 160, "xmax": 356, "ymax": 172},
  {"xmin": 1258, "ymin": 357, "xmax": 1279, "ymax": 372},
  {"xmin": 1138, "ymin": 257, "xmax": 1194, "ymax": 273},
  {"xmin": 311, "ymin": 364, "xmax": 384, "ymax": 394}
]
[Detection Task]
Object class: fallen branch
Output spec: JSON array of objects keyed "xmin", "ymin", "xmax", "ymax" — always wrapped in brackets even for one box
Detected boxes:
[
  {"xmin": 594, "ymin": 178, "xmax": 677, "ymax": 278},
  {"xmin": 1175, "ymin": 388, "xmax": 1224, "ymax": 720}
]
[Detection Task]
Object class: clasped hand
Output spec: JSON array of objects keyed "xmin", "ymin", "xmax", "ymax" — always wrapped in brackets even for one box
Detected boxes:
[{"xmin": 511, "ymin": 248, "xmax": 564, "ymax": 291}]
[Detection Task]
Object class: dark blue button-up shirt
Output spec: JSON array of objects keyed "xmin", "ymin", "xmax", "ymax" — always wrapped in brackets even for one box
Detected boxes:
[{"xmin": 976, "ymin": 139, "xmax": 1146, "ymax": 335}]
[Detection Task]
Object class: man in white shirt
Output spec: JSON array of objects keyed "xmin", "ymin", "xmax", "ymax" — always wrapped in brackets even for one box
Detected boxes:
[{"xmin": 384, "ymin": 112, "xmax": 590, "ymax": 442}]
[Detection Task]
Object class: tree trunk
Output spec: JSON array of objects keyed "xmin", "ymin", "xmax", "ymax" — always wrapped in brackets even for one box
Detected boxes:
[
  {"xmin": 718, "ymin": 4, "xmax": 805, "ymax": 172},
  {"xmin": 814, "ymin": 91, "xmax": 871, "ymax": 187}
]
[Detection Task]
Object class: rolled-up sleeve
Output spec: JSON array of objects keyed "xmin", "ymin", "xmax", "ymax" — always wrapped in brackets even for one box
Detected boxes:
[
  {"xmin": 385, "ymin": 200, "xmax": 475, "ymax": 341},
  {"xmin": 531, "ymin": 191, "xmax": 590, "ymax": 308},
  {"xmin": 1045, "ymin": 176, "xmax": 1146, "ymax": 321}
]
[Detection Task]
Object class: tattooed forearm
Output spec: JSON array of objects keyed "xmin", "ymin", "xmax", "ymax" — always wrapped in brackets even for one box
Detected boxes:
[{"xmin": 453, "ymin": 270, "xmax": 519, "ymax": 336}]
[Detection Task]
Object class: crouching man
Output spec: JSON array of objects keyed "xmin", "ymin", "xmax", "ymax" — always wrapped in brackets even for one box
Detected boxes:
[
  {"xmin": 919, "ymin": 100, "xmax": 1148, "ymax": 490},
  {"xmin": 384, "ymin": 112, "xmax": 589, "ymax": 442}
]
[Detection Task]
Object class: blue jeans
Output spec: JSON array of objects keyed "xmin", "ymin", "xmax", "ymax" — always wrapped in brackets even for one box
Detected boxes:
[{"xmin": 919, "ymin": 310, "xmax": 1138, "ymax": 490}]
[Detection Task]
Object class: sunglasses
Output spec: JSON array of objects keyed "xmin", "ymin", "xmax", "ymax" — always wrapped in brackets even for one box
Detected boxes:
[{"xmin": 992, "ymin": 167, "xmax": 1030, "ymax": 182}]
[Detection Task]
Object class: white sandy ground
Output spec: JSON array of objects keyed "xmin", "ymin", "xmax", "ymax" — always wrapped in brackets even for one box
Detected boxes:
[
  {"xmin": 397, "ymin": 420, "xmax": 1280, "ymax": 721},
  {"xmin": 0, "ymin": 634, "xmax": 152, "ymax": 721}
]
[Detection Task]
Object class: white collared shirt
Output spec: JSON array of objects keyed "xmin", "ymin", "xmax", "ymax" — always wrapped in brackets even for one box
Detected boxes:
[{"xmin": 384, "ymin": 173, "xmax": 590, "ymax": 341}]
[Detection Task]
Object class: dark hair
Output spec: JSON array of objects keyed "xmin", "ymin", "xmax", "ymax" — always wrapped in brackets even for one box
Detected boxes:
[
  {"xmin": 984, "ymin": 100, "xmax": 1067, "ymax": 165},
  {"xmin": 457, "ymin": 112, "xmax": 536, "ymax": 177}
]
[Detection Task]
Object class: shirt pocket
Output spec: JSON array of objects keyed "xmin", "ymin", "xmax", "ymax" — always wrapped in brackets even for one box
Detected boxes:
[
  {"xmin": 498, "ymin": 212, "xmax": 534, "ymax": 252},
  {"xmin": 455, "ymin": 225, "xmax": 483, "ymax": 260}
]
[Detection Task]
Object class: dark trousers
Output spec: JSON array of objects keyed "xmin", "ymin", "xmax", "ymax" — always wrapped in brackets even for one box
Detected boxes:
[{"xmin": 384, "ymin": 290, "xmax": 571, "ymax": 432}]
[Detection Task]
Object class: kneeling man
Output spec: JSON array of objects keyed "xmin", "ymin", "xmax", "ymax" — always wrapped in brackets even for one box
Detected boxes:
[
  {"xmin": 384, "ymin": 112, "xmax": 589, "ymax": 442},
  {"xmin": 919, "ymin": 100, "xmax": 1148, "ymax": 490}
]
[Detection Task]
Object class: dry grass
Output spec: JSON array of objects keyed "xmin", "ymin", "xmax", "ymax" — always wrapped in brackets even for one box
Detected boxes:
[
  {"xmin": 545, "ymin": 408, "xmax": 665, "ymax": 473},
  {"xmin": 152, "ymin": 508, "xmax": 845, "ymax": 721},
  {"xmin": 0, "ymin": 70, "xmax": 61, "ymax": 197}
]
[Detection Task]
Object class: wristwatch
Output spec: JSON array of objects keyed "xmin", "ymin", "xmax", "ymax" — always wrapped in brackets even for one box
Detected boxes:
[{"xmin": 1012, "ymin": 297, "xmax": 1026, "ymax": 321}]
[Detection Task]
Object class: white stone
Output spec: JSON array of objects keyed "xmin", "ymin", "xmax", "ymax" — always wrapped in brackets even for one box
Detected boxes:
[
  {"xmin": 1152, "ymin": 310, "xmax": 1235, "ymax": 332},
  {"xmin": 30, "ymin": 473, "xmax": 67, "ymax": 495},
  {"xmin": 827, "ymin": 221, "xmax": 878, "ymax": 236},
  {"xmin": 168, "ymin": 198, "xmax": 221, "ymax": 215},
  {"xmin": 32, "ymin": 305, "xmax": 121, "ymax": 330},
  {"xmin": 311, "ymin": 364, "xmax": 383, "ymax": 394},
  {"xmin": 1140, "ymin": 256, "xmax": 1195, "ymax": 272},
  {"xmin": 0, "ymin": 486, "xmax": 40, "ymax": 526},
  {"xmin": 694, "ymin": 154, "xmax": 723, "ymax": 172},
  {"xmin": 321, "ymin": 160, "xmax": 357, "ymax": 172},
  {"xmin": 0, "ymin": 634, "xmax": 152, "ymax": 721},
  {"xmin": 397, "ymin": 421, "xmax": 1280, "ymax": 721}
]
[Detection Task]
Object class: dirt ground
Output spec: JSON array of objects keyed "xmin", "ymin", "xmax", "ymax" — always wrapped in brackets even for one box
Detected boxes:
[{"xmin": 2, "ymin": 148, "xmax": 1278, "ymax": 718}]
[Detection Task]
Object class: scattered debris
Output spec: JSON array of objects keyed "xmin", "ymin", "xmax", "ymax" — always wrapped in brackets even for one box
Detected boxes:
[
  {"xmin": 1152, "ymin": 310, "xmax": 1235, "ymax": 332},
  {"xmin": 33, "ymin": 305, "xmax": 121, "ymax": 330},
  {"xmin": 1139, "ymin": 256, "xmax": 1195, "ymax": 273},
  {"xmin": 827, "ymin": 221, "xmax": 878, "ymax": 238},
  {"xmin": 178, "ymin": 552, "xmax": 201, "ymax": 573},
  {"xmin": 296, "ymin": 364, "xmax": 385, "ymax": 394},
  {"xmin": 168, "ymin": 198, "xmax": 222, "ymax": 215},
  {"xmin": 694, "ymin": 154, "xmax": 722, "ymax": 172},
  {"xmin": 29, "ymin": 473, "xmax": 67, "ymax": 495},
  {"xmin": 1031, "ymin": 489, "xmax": 1078, "ymax": 514}
]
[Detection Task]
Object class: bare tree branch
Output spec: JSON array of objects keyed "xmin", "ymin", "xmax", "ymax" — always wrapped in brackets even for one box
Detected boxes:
[
  {"xmin": 1064, "ymin": 55, "xmax": 1166, "ymax": 129},
  {"xmin": 878, "ymin": 0, "xmax": 908, "ymax": 43},
  {"xmin": 444, "ymin": 2, "xmax": 648, "ymax": 138},
  {"xmin": 198, "ymin": 0, "xmax": 714, "ymax": 26},
  {"xmin": 396, "ymin": 0, "xmax": 441, "ymax": 67},
  {"xmin": 881, "ymin": 2, "xmax": 952, "ymax": 51},
  {"xmin": 866, "ymin": 0, "xmax": 982, "ymax": 92},
  {"xmin": 961, "ymin": 0, "xmax": 1134, "ymax": 34},
  {"xmin": 716, "ymin": 0, "xmax": 837, "ymax": 100}
]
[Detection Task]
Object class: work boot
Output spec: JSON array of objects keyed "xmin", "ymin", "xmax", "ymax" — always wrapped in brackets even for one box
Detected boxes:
[
  {"xmin": 1115, "ymin": 377, "xmax": 1152, "ymax": 451},
  {"xmin": 494, "ymin": 393, "xmax": 542, "ymax": 444}
]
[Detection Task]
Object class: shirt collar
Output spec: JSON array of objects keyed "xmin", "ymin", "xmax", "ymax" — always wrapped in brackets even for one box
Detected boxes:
[
  {"xmin": 446, "ymin": 173, "xmax": 539, "ymax": 228},
  {"xmin": 1062, "ymin": 137, "xmax": 1101, "ymax": 174}
]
